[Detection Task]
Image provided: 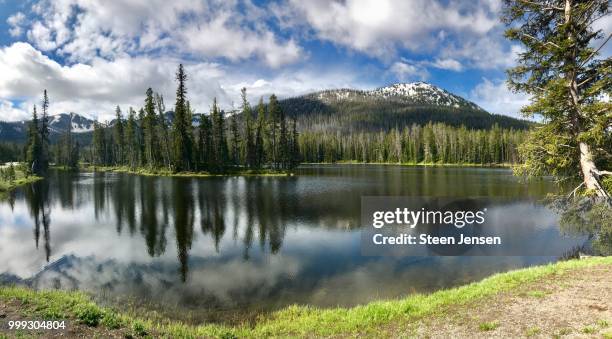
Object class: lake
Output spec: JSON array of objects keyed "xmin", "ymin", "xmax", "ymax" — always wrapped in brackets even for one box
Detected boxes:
[{"xmin": 0, "ymin": 165, "xmax": 587, "ymax": 324}]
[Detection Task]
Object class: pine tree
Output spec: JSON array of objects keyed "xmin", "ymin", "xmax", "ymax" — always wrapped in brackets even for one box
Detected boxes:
[
  {"xmin": 39, "ymin": 90, "xmax": 50, "ymax": 173},
  {"xmin": 171, "ymin": 64, "xmax": 192, "ymax": 171},
  {"xmin": 210, "ymin": 98, "xmax": 227, "ymax": 170},
  {"xmin": 92, "ymin": 120, "xmax": 106, "ymax": 166},
  {"xmin": 504, "ymin": 0, "xmax": 611, "ymax": 198},
  {"xmin": 268, "ymin": 94, "xmax": 280, "ymax": 168},
  {"xmin": 254, "ymin": 97, "xmax": 266, "ymax": 168},
  {"xmin": 229, "ymin": 113, "xmax": 240, "ymax": 166},
  {"xmin": 26, "ymin": 105, "xmax": 42, "ymax": 175},
  {"xmin": 278, "ymin": 107, "xmax": 289, "ymax": 169},
  {"xmin": 125, "ymin": 107, "xmax": 138, "ymax": 169},
  {"xmin": 155, "ymin": 93, "xmax": 171, "ymax": 170},
  {"xmin": 241, "ymin": 88, "xmax": 256, "ymax": 168},
  {"xmin": 289, "ymin": 118, "xmax": 300, "ymax": 169},
  {"xmin": 143, "ymin": 88, "xmax": 159, "ymax": 168},
  {"xmin": 113, "ymin": 106, "xmax": 124, "ymax": 165},
  {"xmin": 198, "ymin": 113, "xmax": 213, "ymax": 170},
  {"xmin": 60, "ymin": 113, "xmax": 75, "ymax": 168},
  {"xmin": 137, "ymin": 107, "xmax": 146, "ymax": 167}
]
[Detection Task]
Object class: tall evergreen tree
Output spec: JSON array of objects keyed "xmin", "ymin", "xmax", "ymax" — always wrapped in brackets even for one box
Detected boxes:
[
  {"xmin": 268, "ymin": 94, "xmax": 280, "ymax": 168},
  {"xmin": 113, "ymin": 106, "xmax": 124, "ymax": 165},
  {"xmin": 254, "ymin": 97, "xmax": 266, "ymax": 168},
  {"xmin": 125, "ymin": 107, "xmax": 138, "ymax": 169},
  {"xmin": 289, "ymin": 118, "xmax": 300, "ymax": 169},
  {"xmin": 229, "ymin": 112, "xmax": 240, "ymax": 166},
  {"xmin": 172, "ymin": 64, "xmax": 192, "ymax": 171},
  {"xmin": 278, "ymin": 107, "xmax": 289, "ymax": 169},
  {"xmin": 143, "ymin": 88, "xmax": 159, "ymax": 168},
  {"xmin": 26, "ymin": 105, "xmax": 42, "ymax": 175},
  {"xmin": 59, "ymin": 113, "xmax": 76, "ymax": 168},
  {"xmin": 39, "ymin": 90, "xmax": 50, "ymax": 173},
  {"xmin": 210, "ymin": 98, "xmax": 228, "ymax": 170},
  {"xmin": 92, "ymin": 120, "xmax": 106, "ymax": 166},
  {"xmin": 504, "ymin": 0, "xmax": 611, "ymax": 198},
  {"xmin": 137, "ymin": 108, "xmax": 146, "ymax": 167},
  {"xmin": 241, "ymin": 88, "xmax": 256, "ymax": 168},
  {"xmin": 155, "ymin": 93, "xmax": 171, "ymax": 170},
  {"xmin": 198, "ymin": 113, "xmax": 213, "ymax": 170}
]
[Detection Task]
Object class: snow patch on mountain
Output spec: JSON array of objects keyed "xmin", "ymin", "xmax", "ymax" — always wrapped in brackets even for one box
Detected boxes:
[{"xmin": 312, "ymin": 82, "xmax": 484, "ymax": 111}]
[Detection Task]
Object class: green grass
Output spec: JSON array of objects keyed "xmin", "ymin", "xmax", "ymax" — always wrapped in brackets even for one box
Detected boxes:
[
  {"xmin": 526, "ymin": 327, "xmax": 541, "ymax": 336},
  {"xmin": 0, "ymin": 166, "xmax": 42, "ymax": 193},
  {"xmin": 478, "ymin": 321, "xmax": 498, "ymax": 331},
  {"xmin": 76, "ymin": 165, "xmax": 293, "ymax": 178},
  {"xmin": 555, "ymin": 327, "xmax": 572, "ymax": 336},
  {"xmin": 582, "ymin": 325, "xmax": 597, "ymax": 334},
  {"xmin": 525, "ymin": 290, "xmax": 548, "ymax": 298},
  {"xmin": 1, "ymin": 257, "xmax": 611, "ymax": 338},
  {"xmin": 304, "ymin": 161, "xmax": 515, "ymax": 168}
]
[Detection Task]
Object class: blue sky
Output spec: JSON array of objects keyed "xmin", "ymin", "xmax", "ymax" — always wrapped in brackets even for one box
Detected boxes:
[{"xmin": 1, "ymin": 0, "xmax": 606, "ymax": 122}]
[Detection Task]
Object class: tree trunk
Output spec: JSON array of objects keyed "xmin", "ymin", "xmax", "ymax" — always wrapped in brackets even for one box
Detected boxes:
[
  {"xmin": 579, "ymin": 142, "xmax": 610, "ymax": 199},
  {"xmin": 564, "ymin": 0, "xmax": 609, "ymax": 201}
]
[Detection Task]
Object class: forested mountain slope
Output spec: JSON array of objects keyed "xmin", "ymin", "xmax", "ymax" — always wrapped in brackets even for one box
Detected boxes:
[{"xmin": 278, "ymin": 82, "xmax": 531, "ymax": 133}]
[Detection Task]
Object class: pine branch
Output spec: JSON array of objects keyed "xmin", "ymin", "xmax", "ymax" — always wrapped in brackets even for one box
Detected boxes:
[
  {"xmin": 521, "ymin": 33, "xmax": 562, "ymax": 49},
  {"xmin": 580, "ymin": 32, "xmax": 612, "ymax": 67},
  {"xmin": 518, "ymin": 0, "xmax": 564, "ymax": 11}
]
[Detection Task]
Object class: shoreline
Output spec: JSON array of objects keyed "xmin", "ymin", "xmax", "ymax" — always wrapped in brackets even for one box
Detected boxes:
[
  {"xmin": 300, "ymin": 161, "xmax": 516, "ymax": 168},
  {"xmin": 0, "ymin": 163, "xmax": 43, "ymax": 194},
  {"xmin": 54, "ymin": 165, "xmax": 294, "ymax": 178},
  {"xmin": 1, "ymin": 256, "xmax": 610, "ymax": 338}
]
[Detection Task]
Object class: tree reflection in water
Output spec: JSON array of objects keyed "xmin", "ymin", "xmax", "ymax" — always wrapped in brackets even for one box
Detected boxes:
[{"xmin": 552, "ymin": 196, "xmax": 612, "ymax": 256}]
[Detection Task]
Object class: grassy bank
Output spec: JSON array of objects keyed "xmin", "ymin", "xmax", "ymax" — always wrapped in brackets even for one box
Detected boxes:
[
  {"xmin": 65, "ymin": 165, "xmax": 293, "ymax": 178},
  {"xmin": 1, "ymin": 257, "xmax": 611, "ymax": 338},
  {"xmin": 0, "ymin": 164, "xmax": 42, "ymax": 193},
  {"xmin": 302, "ymin": 161, "xmax": 515, "ymax": 168}
]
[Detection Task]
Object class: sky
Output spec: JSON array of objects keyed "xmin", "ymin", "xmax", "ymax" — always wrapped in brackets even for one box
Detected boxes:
[{"xmin": 0, "ymin": 0, "xmax": 609, "ymax": 122}]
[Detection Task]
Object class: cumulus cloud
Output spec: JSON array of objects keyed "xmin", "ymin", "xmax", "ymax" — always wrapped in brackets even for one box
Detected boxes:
[
  {"xmin": 468, "ymin": 78, "xmax": 531, "ymax": 118},
  {"xmin": 7, "ymin": 12, "xmax": 26, "ymax": 37},
  {"xmin": 0, "ymin": 42, "xmax": 369, "ymax": 121},
  {"xmin": 286, "ymin": 0, "xmax": 503, "ymax": 62},
  {"xmin": 20, "ymin": 0, "xmax": 302, "ymax": 67},
  {"xmin": 389, "ymin": 61, "xmax": 429, "ymax": 81},
  {"xmin": 431, "ymin": 58, "xmax": 463, "ymax": 71},
  {"xmin": 0, "ymin": 0, "xmax": 533, "ymax": 121}
]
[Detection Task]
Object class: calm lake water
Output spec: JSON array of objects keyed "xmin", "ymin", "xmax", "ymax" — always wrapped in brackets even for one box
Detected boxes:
[{"xmin": 0, "ymin": 165, "xmax": 586, "ymax": 324}]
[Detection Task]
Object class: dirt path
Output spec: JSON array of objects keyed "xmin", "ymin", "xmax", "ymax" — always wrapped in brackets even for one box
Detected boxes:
[{"xmin": 402, "ymin": 264, "xmax": 612, "ymax": 338}]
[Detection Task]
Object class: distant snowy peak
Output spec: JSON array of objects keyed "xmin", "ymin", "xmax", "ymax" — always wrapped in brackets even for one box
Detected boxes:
[
  {"xmin": 313, "ymin": 82, "xmax": 484, "ymax": 111},
  {"xmin": 48, "ymin": 113, "xmax": 95, "ymax": 134}
]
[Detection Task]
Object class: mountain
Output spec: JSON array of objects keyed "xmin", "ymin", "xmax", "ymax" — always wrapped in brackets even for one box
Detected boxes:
[
  {"xmin": 0, "ymin": 113, "xmax": 95, "ymax": 143},
  {"xmin": 0, "ymin": 82, "xmax": 530, "ymax": 143},
  {"xmin": 279, "ymin": 82, "xmax": 530, "ymax": 132}
]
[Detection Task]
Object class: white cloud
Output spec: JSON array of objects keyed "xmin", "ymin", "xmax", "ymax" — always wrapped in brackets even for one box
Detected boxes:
[
  {"xmin": 0, "ymin": 42, "xmax": 368, "ymax": 121},
  {"xmin": 431, "ymin": 58, "xmax": 463, "ymax": 71},
  {"xmin": 389, "ymin": 61, "xmax": 429, "ymax": 81},
  {"xmin": 19, "ymin": 0, "xmax": 302, "ymax": 68},
  {"xmin": 469, "ymin": 78, "xmax": 531, "ymax": 118},
  {"xmin": 0, "ymin": 99, "xmax": 28, "ymax": 121},
  {"xmin": 7, "ymin": 12, "xmax": 26, "ymax": 37},
  {"xmin": 286, "ymin": 0, "xmax": 501, "ymax": 62}
]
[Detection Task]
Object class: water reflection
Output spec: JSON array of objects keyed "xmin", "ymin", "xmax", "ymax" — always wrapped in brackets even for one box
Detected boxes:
[
  {"xmin": 0, "ymin": 165, "xmax": 596, "ymax": 323},
  {"xmin": 24, "ymin": 180, "xmax": 51, "ymax": 262}
]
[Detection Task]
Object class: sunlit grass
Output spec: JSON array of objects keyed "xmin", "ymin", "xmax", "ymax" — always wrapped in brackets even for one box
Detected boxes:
[
  {"xmin": 0, "ymin": 165, "xmax": 42, "ymax": 193},
  {"xmin": 75, "ymin": 164, "xmax": 292, "ymax": 178}
]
